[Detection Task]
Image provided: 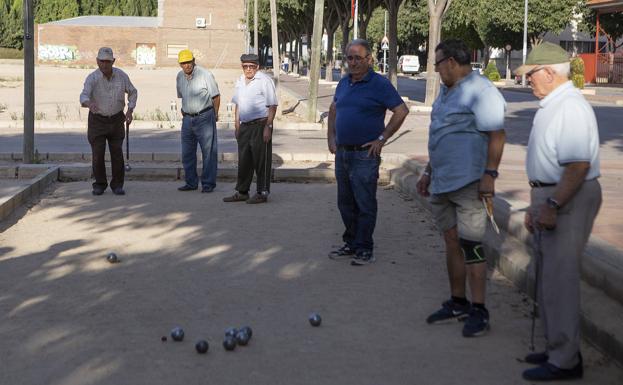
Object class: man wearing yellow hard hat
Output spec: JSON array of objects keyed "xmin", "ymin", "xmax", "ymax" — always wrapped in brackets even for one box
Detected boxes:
[{"xmin": 175, "ymin": 49, "xmax": 221, "ymax": 193}]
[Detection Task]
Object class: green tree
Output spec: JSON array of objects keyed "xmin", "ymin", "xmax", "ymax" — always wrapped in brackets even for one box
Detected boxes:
[{"xmin": 35, "ymin": 0, "xmax": 80, "ymax": 24}]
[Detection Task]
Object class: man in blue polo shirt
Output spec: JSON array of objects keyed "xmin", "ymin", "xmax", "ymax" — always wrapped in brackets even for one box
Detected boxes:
[{"xmin": 327, "ymin": 39, "xmax": 409, "ymax": 266}]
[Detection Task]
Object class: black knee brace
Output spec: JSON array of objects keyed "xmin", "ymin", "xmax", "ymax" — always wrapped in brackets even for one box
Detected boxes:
[{"xmin": 460, "ymin": 238, "xmax": 486, "ymax": 265}]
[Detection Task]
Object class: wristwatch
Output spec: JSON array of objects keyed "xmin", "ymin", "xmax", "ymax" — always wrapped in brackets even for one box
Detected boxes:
[
  {"xmin": 266, "ymin": 123, "xmax": 273, "ymax": 129},
  {"xmin": 546, "ymin": 197, "xmax": 561, "ymax": 210},
  {"xmin": 484, "ymin": 169, "xmax": 499, "ymax": 178},
  {"xmin": 377, "ymin": 134, "xmax": 385, "ymax": 142}
]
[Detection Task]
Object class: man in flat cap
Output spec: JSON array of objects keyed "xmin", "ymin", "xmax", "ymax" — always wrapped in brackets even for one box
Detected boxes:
[
  {"xmin": 80, "ymin": 47, "xmax": 137, "ymax": 196},
  {"xmin": 517, "ymin": 42, "xmax": 601, "ymax": 382},
  {"xmin": 176, "ymin": 49, "xmax": 221, "ymax": 193},
  {"xmin": 223, "ymin": 53, "xmax": 278, "ymax": 204}
]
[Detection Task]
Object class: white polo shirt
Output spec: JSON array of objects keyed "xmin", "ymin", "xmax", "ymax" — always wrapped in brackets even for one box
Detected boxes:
[
  {"xmin": 232, "ymin": 71, "xmax": 278, "ymax": 123},
  {"xmin": 526, "ymin": 81, "xmax": 600, "ymax": 183}
]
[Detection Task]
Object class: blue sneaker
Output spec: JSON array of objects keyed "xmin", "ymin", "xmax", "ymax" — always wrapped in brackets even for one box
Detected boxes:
[
  {"xmin": 426, "ymin": 299, "xmax": 471, "ymax": 324},
  {"xmin": 462, "ymin": 306, "xmax": 490, "ymax": 337}
]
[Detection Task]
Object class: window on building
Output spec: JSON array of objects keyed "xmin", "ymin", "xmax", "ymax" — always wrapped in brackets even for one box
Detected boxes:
[
  {"xmin": 559, "ymin": 40, "xmax": 607, "ymax": 54},
  {"xmin": 167, "ymin": 44, "xmax": 188, "ymax": 59}
]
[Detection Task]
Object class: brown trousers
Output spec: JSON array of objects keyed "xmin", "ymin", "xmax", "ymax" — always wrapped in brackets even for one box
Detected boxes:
[{"xmin": 87, "ymin": 111, "xmax": 125, "ymax": 190}]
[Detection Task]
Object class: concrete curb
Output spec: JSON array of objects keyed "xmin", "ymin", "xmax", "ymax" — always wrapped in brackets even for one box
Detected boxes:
[
  {"xmin": 0, "ymin": 121, "xmax": 323, "ymax": 131},
  {"xmin": 385, "ymin": 156, "xmax": 623, "ymax": 365},
  {"xmin": 0, "ymin": 166, "xmax": 59, "ymax": 222}
]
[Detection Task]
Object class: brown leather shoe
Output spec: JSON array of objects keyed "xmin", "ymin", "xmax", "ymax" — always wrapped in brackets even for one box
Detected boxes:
[
  {"xmin": 246, "ymin": 193, "xmax": 268, "ymax": 204},
  {"xmin": 223, "ymin": 192, "xmax": 249, "ymax": 202}
]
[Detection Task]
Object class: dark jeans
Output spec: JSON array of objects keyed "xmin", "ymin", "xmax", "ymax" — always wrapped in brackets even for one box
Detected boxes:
[
  {"xmin": 335, "ymin": 149, "xmax": 380, "ymax": 252},
  {"xmin": 236, "ymin": 118, "xmax": 271, "ymax": 194},
  {"xmin": 87, "ymin": 111, "xmax": 125, "ymax": 190},
  {"xmin": 181, "ymin": 109, "xmax": 218, "ymax": 189}
]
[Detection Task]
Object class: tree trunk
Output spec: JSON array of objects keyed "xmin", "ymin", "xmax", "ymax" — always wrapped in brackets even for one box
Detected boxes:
[
  {"xmin": 325, "ymin": 27, "xmax": 337, "ymax": 81},
  {"xmin": 386, "ymin": 1, "xmax": 402, "ymax": 88},
  {"xmin": 424, "ymin": 0, "xmax": 452, "ymax": 106}
]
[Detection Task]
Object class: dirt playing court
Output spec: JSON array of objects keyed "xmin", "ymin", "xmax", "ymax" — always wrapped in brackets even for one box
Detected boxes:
[{"xmin": 1, "ymin": 181, "xmax": 622, "ymax": 385}]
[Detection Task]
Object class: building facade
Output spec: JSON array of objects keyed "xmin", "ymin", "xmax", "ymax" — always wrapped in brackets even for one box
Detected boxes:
[{"xmin": 35, "ymin": 0, "xmax": 247, "ymax": 68}]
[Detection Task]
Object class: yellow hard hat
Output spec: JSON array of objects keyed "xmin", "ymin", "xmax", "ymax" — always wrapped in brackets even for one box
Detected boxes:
[{"xmin": 178, "ymin": 49, "xmax": 194, "ymax": 63}]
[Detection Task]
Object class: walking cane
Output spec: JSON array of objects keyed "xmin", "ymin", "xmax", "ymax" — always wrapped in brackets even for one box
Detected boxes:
[
  {"xmin": 125, "ymin": 120, "xmax": 132, "ymax": 171},
  {"xmin": 530, "ymin": 229, "xmax": 543, "ymax": 352},
  {"xmin": 263, "ymin": 138, "xmax": 270, "ymax": 199}
]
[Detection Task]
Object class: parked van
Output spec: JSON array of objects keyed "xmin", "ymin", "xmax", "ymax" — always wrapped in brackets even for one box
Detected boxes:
[{"xmin": 398, "ymin": 55, "xmax": 420, "ymax": 75}]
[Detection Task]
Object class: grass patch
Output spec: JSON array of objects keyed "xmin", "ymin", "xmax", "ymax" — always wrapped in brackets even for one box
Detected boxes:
[{"xmin": 0, "ymin": 47, "xmax": 24, "ymax": 59}]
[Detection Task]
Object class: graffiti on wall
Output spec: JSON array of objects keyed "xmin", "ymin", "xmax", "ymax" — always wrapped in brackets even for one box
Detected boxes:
[
  {"xmin": 38, "ymin": 45, "xmax": 78, "ymax": 62},
  {"xmin": 136, "ymin": 44, "xmax": 156, "ymax": 65}
]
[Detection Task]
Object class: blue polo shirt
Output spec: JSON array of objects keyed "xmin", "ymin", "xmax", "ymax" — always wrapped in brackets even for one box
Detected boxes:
[{"xmin": 334, "ymin": 69, "xmax": 404, "ymax": 145}]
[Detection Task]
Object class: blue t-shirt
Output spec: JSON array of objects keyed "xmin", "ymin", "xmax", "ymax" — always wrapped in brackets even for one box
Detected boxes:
[
  {"xmin": 429, "ymin": 71, "xmax": 506, "ymax": 194},
  {"xmin": 334, "ymin": 69, "xmax": 404, "ymax": 145}
]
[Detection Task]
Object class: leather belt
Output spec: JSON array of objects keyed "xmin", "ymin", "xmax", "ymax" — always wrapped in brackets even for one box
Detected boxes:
[
  {"xmin": 241, "ymin": 117, "xmax": 268, "ymax": 125},
  {"xmin": 337, "ymin": 145, "xmax": 367, "ymax": 152},
  {"xmin": 182, "ymin": 106, "xmax": 213, "ymax": 117},
  {"xmin": 529, "ymin": 180, "xmax": 557, "ymax": 188}
]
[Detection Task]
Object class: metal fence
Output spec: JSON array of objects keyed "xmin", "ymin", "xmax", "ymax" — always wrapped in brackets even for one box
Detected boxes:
[{"xmin": 596, "ymin": 53, "xmax": 623, "ymax": 84}]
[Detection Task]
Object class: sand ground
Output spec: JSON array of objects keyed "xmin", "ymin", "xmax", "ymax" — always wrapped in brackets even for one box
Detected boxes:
[{"xmin": 0, "ymin": 181, "xmax": 621, "ymax": 385}]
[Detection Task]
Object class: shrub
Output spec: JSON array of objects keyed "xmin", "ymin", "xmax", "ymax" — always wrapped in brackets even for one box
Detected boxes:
[
  {"xmin": 483, "ymin": 61, "xmax": 501, "ymax": 82},
  {"xmin": 570, "ymin": 57, "xmax": 585, "ymax": 89}
]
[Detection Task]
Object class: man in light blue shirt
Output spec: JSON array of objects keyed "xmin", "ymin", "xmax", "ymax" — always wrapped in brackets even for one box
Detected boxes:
[
  {"xmin": 224, "ymin": 54, "xmax": 278, "ymax": 204},
  {"xmin": 416, "ymin": 39, "xmax": 506, "ymax": 337},
  {"xmin": 175, "ymin": 49, "xmax": 220, "ymax": 193}
]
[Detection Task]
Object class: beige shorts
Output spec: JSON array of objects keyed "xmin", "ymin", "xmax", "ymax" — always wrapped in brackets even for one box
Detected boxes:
[{"xmin": 430, "ymin": 182, "xmax": 486, "ymax": 242}]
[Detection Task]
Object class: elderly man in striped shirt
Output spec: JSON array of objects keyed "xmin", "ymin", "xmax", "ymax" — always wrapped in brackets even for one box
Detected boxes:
[{"xmin": 80, "ymin": 47, "xmax": 137, "ymax": 196}]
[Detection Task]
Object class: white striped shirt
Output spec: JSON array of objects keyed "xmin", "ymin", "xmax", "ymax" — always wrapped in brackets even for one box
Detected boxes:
[{"xmin": 79, "ymin": 68, "xmax": 137, "ymax": 116}]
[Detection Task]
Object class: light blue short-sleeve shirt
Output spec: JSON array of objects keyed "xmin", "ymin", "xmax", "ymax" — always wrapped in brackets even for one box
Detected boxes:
[
  {"xmin": 176, "ymin": 65, "xmax": 220, "ymax": 115},
  {"xmin": 429, "ymin": 71, "xmax": 506, "ymax": 194},
  {"xmin": 231, "ymin": 71, "xmax": 278, "ymax": 123}
]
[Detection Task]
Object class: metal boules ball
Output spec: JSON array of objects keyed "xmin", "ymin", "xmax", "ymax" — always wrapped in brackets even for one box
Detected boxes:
[
  {"xmin": 125, "ymin": 164, "xmax": 132, "ymax": 172},
  {"xmin": 236, "ymin": 331, "xmax": 250, "ymax": 346},
  {"xmin": 225, "ymin": 327, "xmax": 238, "ymax": 339},
  {"xmin": 223, "ymin": 337, "xmax": 236, "ymax": 351},
  {"xmin": 309, "ymin": 313, "xmax": 322, "ymax": 327},
  {"xmin": 170, "ymin": 327, "xmax": 185, "ymax": 342},
  {"xmin": 195, "ymin": 340, "xmax": 209, "ymax": 354},
  {"xmin": 106, "ymin": 252, "xmax": 119, "ymax": 263},
  {"xmin": 240, "ymin": 326, "xmax": 253, "ymax": 339}
]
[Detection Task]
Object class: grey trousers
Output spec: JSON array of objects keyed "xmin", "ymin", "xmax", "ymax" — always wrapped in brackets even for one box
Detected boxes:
[
  {"xmin": 235, "ymin": 118, "xmax": 271, "ymax": 194},
  {"xmin": 530, "ymin": 179, "xmax": 601, "ymax": 369}
]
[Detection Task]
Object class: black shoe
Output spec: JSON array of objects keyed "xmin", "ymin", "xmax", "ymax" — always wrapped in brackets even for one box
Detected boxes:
[
  {"xmin": 201, "ymin": 186, "xmax": 215, "ymax": 193},
  {"xmin": 178, "ymin": 185, "xmax": 198, "ymax": 191},
  {"xmin": 328, "ymin": 244, "xmax": 356, "ymax": 260},
  {"xmin": 524, "ymin": 352, "xmax": 549, "ymax": 365},
  {"xmin": 92, "ymin": 187, "xmax": 105, "ymax": 196},
  {"xmin": 112, "ymin": 187, "xmax": 125, "ymax": 195},
  {"xmin": 350, "ymin": 250, "xmax": 376, "ymax": 266},
  {"xmin": 522, "ymin": 359, "xmax": 583, "ymax": 382}
]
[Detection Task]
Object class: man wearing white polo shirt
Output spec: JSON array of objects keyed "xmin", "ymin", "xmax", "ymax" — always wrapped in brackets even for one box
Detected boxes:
[
  {"xmin": 517, "ymin": 42, "xmax": 602, "ymax": 382},
  {"xmin": 224, "ymin": 54, "xmax": 278, "ymax": 204}
]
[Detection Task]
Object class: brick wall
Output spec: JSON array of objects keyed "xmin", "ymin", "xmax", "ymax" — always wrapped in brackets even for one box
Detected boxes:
[{"xmin": 36, "ymin": 0, "xmax": 246, "ymax": 68}]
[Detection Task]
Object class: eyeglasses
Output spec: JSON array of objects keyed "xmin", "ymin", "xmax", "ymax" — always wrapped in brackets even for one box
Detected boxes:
[
  {"xmin": 346, "ymin": 54, "xmax": 369, "ymax": 62},
  {"xmin": 434, "ymin": 56, "xmax": 451, "ymax": 67},
  {"xmin": 242, "ymin": 64, "xmax": 258, "ymax": 70},
  {"xmin": 526, "ymin": 66, "xmax": 545, "ymax": 77}
]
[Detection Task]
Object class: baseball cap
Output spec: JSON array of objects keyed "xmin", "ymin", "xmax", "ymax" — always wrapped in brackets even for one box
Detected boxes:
[
  {"xmin": 515, "ymin": 42, "xmax": 570, "ymax": 75},
  {"xmin": 178, "ymin": 49, "xmax": 194, "ymax": 63},
  {"xmin": 97, "ymin": 47, "xmax": 114, "ymax": 61}
]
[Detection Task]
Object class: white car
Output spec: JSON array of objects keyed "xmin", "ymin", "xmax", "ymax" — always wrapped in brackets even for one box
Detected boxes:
[{"xmin": 399, "ymin": 55, "xmax": 420, "ymax": 75}]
